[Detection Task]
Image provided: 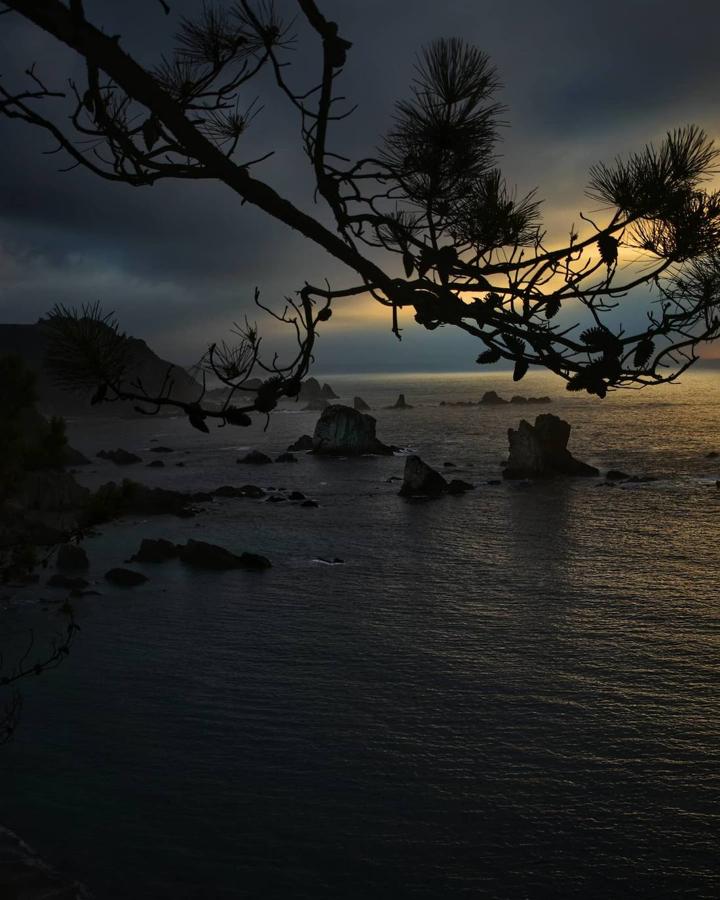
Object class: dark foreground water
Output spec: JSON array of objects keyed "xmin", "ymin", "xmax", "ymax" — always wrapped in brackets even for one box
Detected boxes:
[{"xmin": 2, "ymin": 371, "xmax": 720, "ymax": 899}]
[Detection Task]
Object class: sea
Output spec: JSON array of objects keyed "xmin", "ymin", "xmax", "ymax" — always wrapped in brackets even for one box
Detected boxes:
[{"xmin": 1, "ymin": 369, "xmax": 719, "ymax": 899}]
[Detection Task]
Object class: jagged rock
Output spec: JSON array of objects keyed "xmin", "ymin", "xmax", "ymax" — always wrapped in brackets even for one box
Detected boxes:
[
  {"xmin": 105, "ymin": 567, "xmax": 148, "ymax": 586},
  {"xmin": 97, "ymin": 448, "xmax": 142, "ymax": 465},
  {"xmin": 353, "ymin": 396, "xmax": 371, "ymax": 411},
  {"xmin": 606, "ymin": 469, "xmax": 630, "ymax": 481},
  {"xmin": 298, "ymin": 376, "xmax": 323, "ymax": 401},
  {"xmin": 504, "ymin": 414, "xmax": 599, "ymax": 479},
  {"xmin": 47, "ymin": 573, "xmax": 89, "ymax": 590},
  {"xmin": 147, "ymin": 459, "xmax": 165, "ymax": 468},
  {"xmin": 275, "ymin": 452, "xmax": 297, "ymax": 463},
  {"xmin": 130, "ymin": 538, "xmax": 178, "ymax": 563},
  {"xmin": 287, "ymin": 434, "xmax": 314, "ymax": 452},
  {"xmin": 178, "ymin": 539, "xmax": 271, "ymax": 570},
  {"xmin": 480, "ymin": 390, "xmax": 507, "ymax": 405},
  {"xmin": 321, "ymin": 382, "xmax": 339, "ymax": 399},
  {"xmin": 312, "ymin": 404, "xmax": 393, "ymax": 455},
  {"xmin": 399, "ymin": 455, "xmax": 448, "ymax": 497},
  {"xmin": 288, "ymin": 491, "xmax": 306, "ymax": 501},
  {"xmin": 510, "ymin": 395, "xmax": 528, "ymax": 404},
  {"xmin": 150, "ymin": 446, "xmax": 174, "ymax": 453},
  {"xmin": 56, "ymin": 543, "xmax": 89, "ymax": 571},
  {"xmin": 446, "ymin": 479, "xmax": 475, "ymax": 494},
  {"xmin": 237, "ymin": 450, "xmax": 272, "ymax": 465},
  {"xmin": 386, "ymin": 393, "xmax": 412, "ymax": 409}
]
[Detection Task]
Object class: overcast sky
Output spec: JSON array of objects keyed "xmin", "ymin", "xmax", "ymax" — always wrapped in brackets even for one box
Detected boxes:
[{"xmin": 1, "ymin": 0, "xmax": 719, "ymax": 371}]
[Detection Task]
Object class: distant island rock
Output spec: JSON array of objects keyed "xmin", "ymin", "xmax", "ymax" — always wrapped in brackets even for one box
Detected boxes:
[
  {"xmin": 312, "ymin": 404, "xmax": 394, "ymax": 455},
  {"xmin": 353, "ymin": 396, "xmax": 371, "ymax": 411},
  {"xmin": 503, "ymin": 414, "xmax": 599, "ymax": 479},
  {"xmin": 237, "ymin": 450, "xmax": 272, "ymax": 465},
  {"xmin": 440, "ymin": 392, "xmax": 550, "ymax": 406},
  {"xmin": 385, "ymin": 393, "xmax": 413, "ymax": 410},
  {"xmin": 0, "ymin": 321, "xmax": 203, "ymax": 417}
]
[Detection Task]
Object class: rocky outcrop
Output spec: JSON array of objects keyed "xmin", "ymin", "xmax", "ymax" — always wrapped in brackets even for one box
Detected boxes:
[
  {"xmin": 503, "ymin": 414, "xmax": 599, "ymax": 479},
  {"xmin": 399, "ymin": 455, "xmax": 447, "ymax": 496},
  {"xmin": 0, "ymin": 321, "xmax": 203, "ymax": 417},
  {"xmin": 398, "ymin": 456, "xmax": 476, "ymax": 497},
  {"xmin": 178, "ymin": 539, "xmax": 271, "ymax": 570},
  {"xmin": 287, "ymin": 435, "xmax": 313, "ymax": 452},
  {"xmin": 312, "ymin": 404, "xmax": 393, "ymax": 455},
  {"xmin": 275, "ymin": 452, "xmax": 297, "ymax": 463},
  {"xmin": 105, "ymin": 567, "xmax": 148, "ymax": 586},
  {"xmin": 321, "ymin": 382, "xmax": 338, "ymax": 399},
  {"xmin": 353, "ymin": 396, "xmax": 371, "ymax": 411},
  {"xmin": 386, "ymin": 393, "xmax": 412, "ymax": 409},
  {"xmin": 83, "ymin": 480, "xmax": 210, "ymax": 524},
  {"xmin": 480, "ymin": 390, "xmax": 507, "ymax": 405},
  {"xmin": 237, "ymin": 450, "xmax": 272, "ymax": 465},
  {"xmin": 97, "ymin": 448, "xmax": 142, "ymax": 465}
]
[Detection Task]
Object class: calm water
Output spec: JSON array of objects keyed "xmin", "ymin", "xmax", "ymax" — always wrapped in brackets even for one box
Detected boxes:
[{"xmin": 2, "ymin": 370, "xmax": 720, "ymax": 899}]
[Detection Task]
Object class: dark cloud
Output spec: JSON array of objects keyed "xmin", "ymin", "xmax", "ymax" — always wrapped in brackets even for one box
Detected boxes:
[{"xmin": 1, "ymin": 0, "xmax": 718, "ymax": 368}]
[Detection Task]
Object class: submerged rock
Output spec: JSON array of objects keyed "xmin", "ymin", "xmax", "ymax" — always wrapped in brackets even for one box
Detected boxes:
[
  {"xmin": 237, "ymin": 450, "xmax": 272, "ymax": 465},
  {"xmin": 312, "ymin": 404, "xmax": 393, "ymax": 455},
  {"xmin": 97, "ymin": 448, "xmax": 142, "ymax": 465},
  {"xmin": 503, "ymin": 414, "xmax": 599, "ymax": 479},
  {"xmin": 150, "ymin": 445, "xmax": 174, "ymax": 453},
  {"xmin": 399, "ymin": 455, "xmax": 448, "ymax": 497},
  {"xmin": 275, "ymin": 452, "xmax": 297, "ymax": 463},
  {"xmin": 353, "ymin": 396, "xmax": 371, "ymax": 411},
  {"xmin": 606, "ymin": 469, "xmax": 630, "ymax": 481},
  {"xmin": 147, "ymin": 459, "xmax": 165, "ymax": 468},
  {"xmin": 105, "ymin": 567, "xmax": 148, "ymax": 587},
  {"xmin": 445, "ymin": 479, "xmax": 475, "ymax": 494},
  {"xmin": 178, "ymin": 539, "xmax": 271, "ymax": 570}
]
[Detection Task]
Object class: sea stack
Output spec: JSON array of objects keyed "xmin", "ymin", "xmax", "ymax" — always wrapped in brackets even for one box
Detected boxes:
[
  {"xmin": 503, "ymin": 414, "xmax": 599, "ymax": 478},
  {"xmin": 312, "ymin": 404, "xmax": 393, "ymax": 455}
]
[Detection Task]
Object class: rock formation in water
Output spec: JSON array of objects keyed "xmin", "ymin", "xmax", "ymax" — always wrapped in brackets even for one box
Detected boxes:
[
  {"xmin": 178, "ymin": 539, "xmax": 271, "ymax": 570},
  {"xmin": 386, "ymin": 393, "xmax": 412, "ymax": 409},
  {"xmin": 287, "ymin": 434, "xmax": 314, "ymax": 452},
  {"xmin": 399, "ymin": 455, "xmax": 448, "ymax": 496},
  {"xmin": 237, "ymin": 450, "xmax": 272, "ymax": 465},
  {"xmin": 480, "ymin": 390, "xmax": 508, "ymax": 405},
  {"xmin": 503, "ymin": 414, "xmax": 599, "ymax": 478},
  {"xmin": 321, "ymin": 382, "xmax": 339, "ymax": 399},
  {"xmin": 398, "ymin": 455, "xmax": 475, "ymax": 497},
  {"xmin": 353, "ymin": 396, "xmax": 371, "ymax": 411},
  {"xmin": 312, "ymin": 404, "xmax": 393, "ymax": 455},
  {"xmin": 97, "ymin": 448, "xmax": 142, "ymax": 465}
]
